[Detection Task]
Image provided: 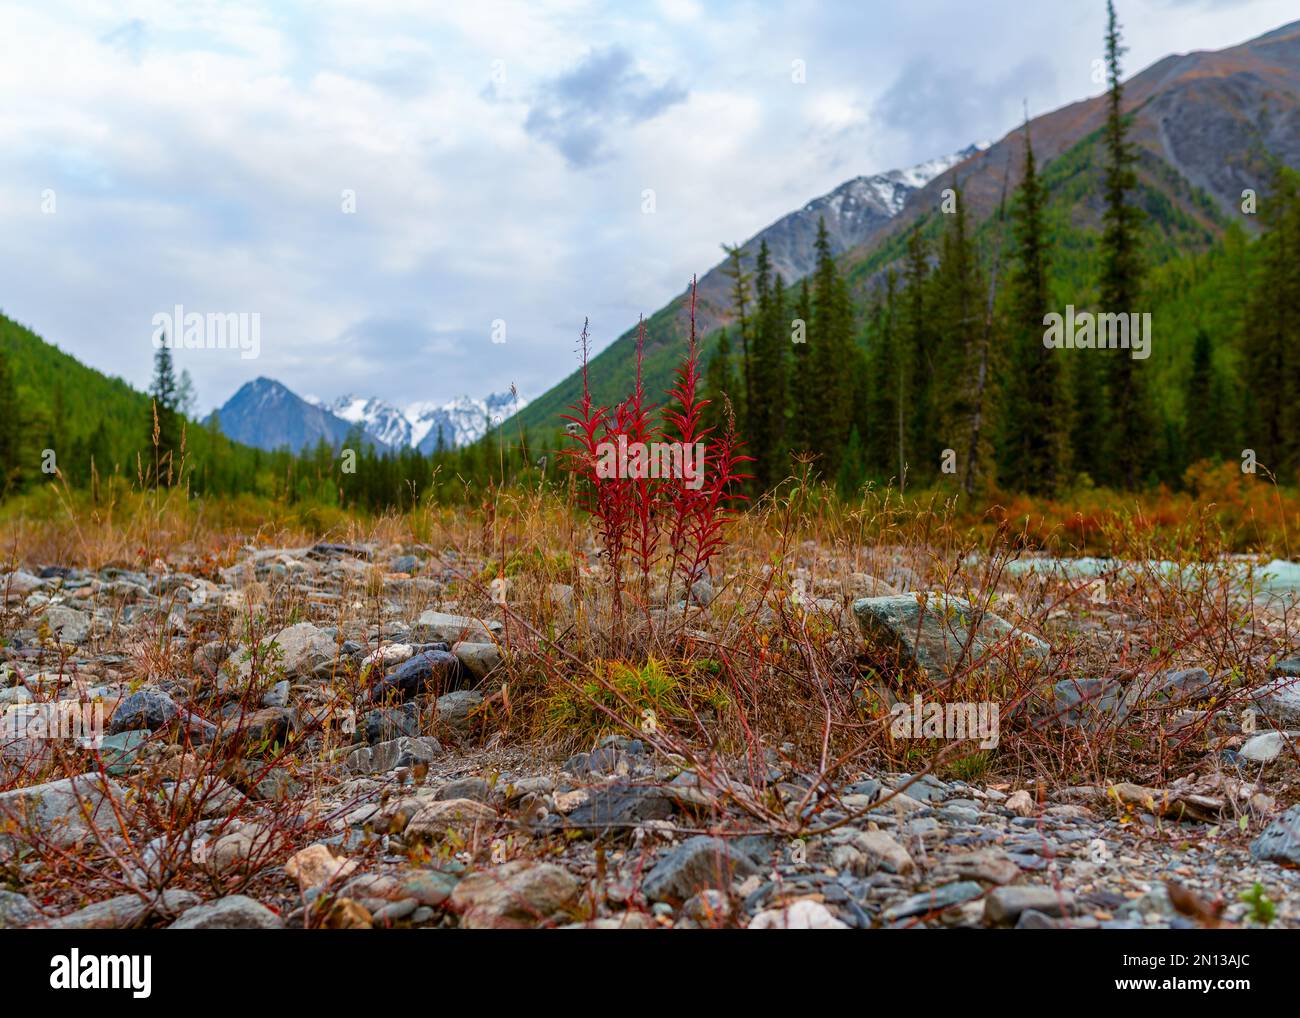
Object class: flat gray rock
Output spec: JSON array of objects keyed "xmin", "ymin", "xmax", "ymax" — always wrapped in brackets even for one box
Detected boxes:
[
  {"xmin": 413, "ymin": 610, "xmax": 501, "ymax": 644},
  {"xmin": 169, "ymin": 895, "xmax": 284, "ymax": 929},
  {"xmin": 0, "ymin": 773, "xmax": 123, "ymax": 859},
  {"xmin": 1251, "ymin": 804, "xmax": 1300, "ymax": 866},
  {"xmin": 854, "ymin": 593, "xmax": 1049, "ymax": 681},
  {"xmin": 0, "ymin": 890, "xmax": 44, "ymax": 928},
  {"xmin": 49, "ymin": 889, "xmax": 201, "ymax": 929},
  {"xmin": 643, "ymin": 836, "xmax": 760, "ymax": 904}
]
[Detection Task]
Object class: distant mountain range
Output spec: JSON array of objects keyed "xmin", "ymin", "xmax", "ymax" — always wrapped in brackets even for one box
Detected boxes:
[
  {"xmin": 209, "ymin": 147, "xmax": 983, "ymax": 457},
  {"xmin": 210, "ymin": 378, "xmax": 527, "ymax": 454}
]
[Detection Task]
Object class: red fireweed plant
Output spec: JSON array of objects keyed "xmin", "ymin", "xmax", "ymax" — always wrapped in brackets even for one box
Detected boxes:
[
  {"xmin": 662, "ymin": 279, "xmax": 752, "ymax": 603},
  {"xmin": 562, "ymin": 279, "xmax": 751, "ymax": 629}
]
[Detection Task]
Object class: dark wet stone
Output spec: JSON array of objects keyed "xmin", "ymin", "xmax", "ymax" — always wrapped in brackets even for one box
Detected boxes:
[
  {"xmin": 371, "ymin": 648, "xmax": 464, "ymax": 702},
  {"xmin": 363, "ymin": 703, "xmax": 421, "ymax": 745},
  {"xmin": 109, "ymin": 688, "xmax": 179, "ymax": 734},
  {"xmin": 558, "ymin": 782, "xmax": 675, "ymax": 833},
  {"xmin": 643, "ymin": 836, "xmax": 760, "ymax": 904}
]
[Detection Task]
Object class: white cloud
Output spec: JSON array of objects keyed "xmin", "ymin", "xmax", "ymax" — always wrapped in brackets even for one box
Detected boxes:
[{"xmin": 0, "ymin": 0, "xmax": 1293, "ymax": 414}]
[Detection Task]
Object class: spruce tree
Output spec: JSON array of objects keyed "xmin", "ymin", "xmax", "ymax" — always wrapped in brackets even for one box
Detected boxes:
[
  {"xmin": 1098, "ymin": 0, "xmax": 1153, "ymax": 488},
  {"xmin": 789, "ymin": 278, "xmax": 815, "ymax": 457},
  {"xmin": 147, "ymin": 341, "xmax": 183, "ymax": 486},
  {"xmin": 865, "ymin": 270, "xmax": 904, "ymax": 483},
  {"xmin": 757, "ymin": 270, "xmax": 791, "ymax": 487},
  {"xmin": 900, "ymin": 226, "xmax": 933, "ymax": 487},
  {"xmin": 999, "ymin": 125, "xmax": 1069, "ymax": 494},
  {"xmin": 176, "ymin": 368, "xmax": 198, "ymax": 419},
  {"xmin": 703, "ymin": 327, "xmax": 739, "ymax": 438},
  {"xmin": 747, "ymin": 242, "xmax": 788, "ymax": 488},
  {"xmin": 807, "ymin": 218, "xmax": 855, "ymax": 477},
  {"xmin": 1242, "ymin": 167, "xmax": 1300, "ymax": 475},
  {"xmin": 1182, "ymin": 328, "xmax": 1217, "ymax": 465},
  {"xmin": 720, "ymin": 243, "xmax": 754, "ymax": 430},
  {"xmin": 932, "ymin": 188, "xmax": 992, "ymax": 492}
]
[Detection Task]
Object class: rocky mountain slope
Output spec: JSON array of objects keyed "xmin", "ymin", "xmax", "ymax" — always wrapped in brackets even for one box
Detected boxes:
[
  {"xmin": 840, "ymin": 19, "xmax": 1300, "ymax": 281},
  {"xmin": 511, "ymin": 20, "xmax": 1300, "ymax": 439}
]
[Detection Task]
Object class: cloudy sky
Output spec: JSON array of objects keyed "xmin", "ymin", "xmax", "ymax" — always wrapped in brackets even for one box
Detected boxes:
[{"xmin": 1, "ymin": 0, "xmax": 1294, "ymax": 414}]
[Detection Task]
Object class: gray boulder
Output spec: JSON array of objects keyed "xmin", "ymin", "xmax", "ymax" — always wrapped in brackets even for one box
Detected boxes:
[
  {"xmin": 449, "ymin": 861, "xmax": 579, "ymax": 929},
  {"xmin": 0, "ymin": 773, "xmax": 123, "ymax": 859},
  {"xmin": 225, "ymin": 622, "xmax": 338, "ymax": 689},
  {"xmin": 1251, "ymin": 674, "xmax": 1300, "ymax": 728},
  {"xmin": 109, "ymin": 687, "xmax": 179, "ymax": 734},
  {"xmin": 0, "ymin": 890, "xmax": 44, "ymax": 928},
  {"xmin": 413, "ymin": 610, "xmax": 501, "ymax": 644},
  {"xmin": 346, "ymin": 735, "xmax": 443, "ymax": 775},
  {"xmin": 435, "ymin": 690, "xmax": 484, "ymax": 736},
  {"xmin": 1250, "ymin": 804, "xmax": 1300, "ymax": 867},
  {"xmin": 49, "ymin": 889, "xmax": 201, "ymax": 929},
  {"xmin": 452, "ymin": 641, "xmax": 502, "ymax": 680},
  {"xmin": 42, "ymin": 605, "xmax": 92, "ymax": 644},
  {"xmin": 169, "ymin": 895, "xmax": 284, "ymax": 929},
  {"xmin": 1050, "ymin": 677, "xmax": 1130, "ymax": 730},
  {"xmin": 853, "ymin": 593, "xmax": 1049, "ymax": 682},
  {"xmin": 642, "ymin": 836, "xmax": 760, "ymax": 904}
]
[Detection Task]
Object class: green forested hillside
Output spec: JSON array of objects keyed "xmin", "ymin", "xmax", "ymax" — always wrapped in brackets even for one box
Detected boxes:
[{"xmin": 0, "ymin": 313, "xmax": 534, "ymax": 510}]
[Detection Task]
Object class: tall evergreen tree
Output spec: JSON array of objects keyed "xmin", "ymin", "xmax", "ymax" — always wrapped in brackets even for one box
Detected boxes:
[
  {"xmin": 749, "ymin": 258, "xmax": 790, "ymax": 489},
  {"xmin": 900, "ymin": 226, "xmax": 934, "ymax": 488},
  {"xmin": 747, "ymin": 243, "xmax": 777, "ymax": 487},
  {"xmin": 932, "ymin": 188, "xmax": 992, "ymax": 492},
  {"xmin": 720, "ymin": 243, "xmax": 754, "ymax": 431},
  {"xmin": 147, "ymin": 341, "xmax": 183, "ymax": 486},
  {"xmin": 1242, "ymin": 167, "xmax": 1300, "ymax": 475},
  {"xmin": 1098, "ymin": 0, "xmax": 1153, "ymax": 488},
  {"xmin": 703, "ymin": 327, "xmax": 740, "ymax": 438},
  {"xmin": 807, "ymin": 217, "xmax": 855, "ymax": 477},
  {"xmin": 789, "ymin": 278, "xmax": 815, "ymax": 457},
  {"xmin": 1182, "ymin": 327, "xmax": 1218, "ymax": 465},
  {"xmin": 999, "ymin": 124, "xmax": 1069, "ymax": 494},
  {"xmin": 176, "ymin": 368, "xmax": 198, "ymax": 419},
  {"xmin": 865, "ymin": 270, "xmax": 904, "ymax": 482}
]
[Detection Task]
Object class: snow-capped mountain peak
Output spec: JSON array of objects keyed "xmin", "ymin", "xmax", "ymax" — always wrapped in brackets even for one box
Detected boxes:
[
  {"xmin": 406, "ymin": 391, "xmax": 529, "ymax": 453},
  {"xmin": 825, "ymin": 141, "xmax": 993, "ymax": 218},
  {"xmin": 310, "ymin": 394, "xmax": 414, "ymax": 449},
  {"xmin": 300, "ymin": 389, "xmax": 529, "ymax": 452}
]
